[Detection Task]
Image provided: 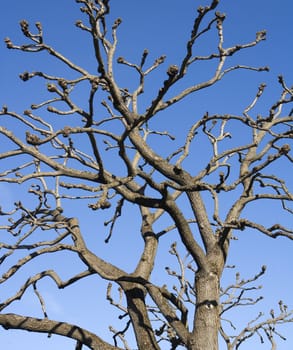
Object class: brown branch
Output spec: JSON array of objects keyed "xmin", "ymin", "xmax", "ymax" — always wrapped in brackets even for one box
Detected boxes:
[
  {"xmin": 0, "ymin": 269, "xmax": 94, "ymax": 312},
  {"xmin": 231, "ymin": 218, "xmax": 293, "ymax": 239},
  {"xmin": 0, "ymin": 313, "xmax": 121, "ymax": 350},
  {"xmin": 231, "ymin": 306, "xmax": 293, "ymax": 350},
  {"xmin": 145, "ymin": 283, "xmax": 190, "ymax": 346}
]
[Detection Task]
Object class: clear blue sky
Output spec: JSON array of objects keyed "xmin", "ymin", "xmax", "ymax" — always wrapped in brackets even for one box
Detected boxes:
[{"xmin": 0, "ymin": 1, "xmax": 292, "ymax": 349}]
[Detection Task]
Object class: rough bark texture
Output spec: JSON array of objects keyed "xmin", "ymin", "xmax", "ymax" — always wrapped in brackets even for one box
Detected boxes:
[
  {"xmin": 190, "ymin": 270, "xmax": 221, "ymax": 350},
  {"xmin": 124, "ymin": 284, "xmax": 160, "ymax": 350},
  {"xmin": 0, "ymin": 313, "xmax": 120, "ymax": 350}
]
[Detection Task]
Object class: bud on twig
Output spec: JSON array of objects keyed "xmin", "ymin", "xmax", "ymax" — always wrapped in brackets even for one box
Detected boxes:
[
  {"xmin": 4, "ymin": 37, "xmax": 13, "ymax": 49},
  {"xmin": 19, "ymin": 72, "xmax": 30, "ymax": 81},
  {"xmin": 47, "ymin": 83, "xmax": 58, "ymax": 93},
  {"xmin": 167, "ymin": 65, "xmax": 179, "ymax": 77}
]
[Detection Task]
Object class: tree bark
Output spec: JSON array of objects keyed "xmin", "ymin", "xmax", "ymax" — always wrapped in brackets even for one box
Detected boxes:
[
  {"xmin": 123, "ymin": 283, "xmax": 160, "ymax": 350},
  {"xmin": 0, "ymin": 313, "xmax": 120, "ymax": 350},
  {"xmin": 189, "ymin": 269, "xmax": 221, "ymax": 350}
]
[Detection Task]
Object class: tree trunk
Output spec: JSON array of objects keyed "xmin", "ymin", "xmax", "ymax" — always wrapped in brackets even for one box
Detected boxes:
[{"xmin": 189, "ymin": 269, "xmax": 220, "ymax": 350}]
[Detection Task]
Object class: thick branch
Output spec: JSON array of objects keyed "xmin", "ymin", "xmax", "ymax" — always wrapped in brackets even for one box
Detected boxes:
[{"xmin": 0, "ymin": 313, "xmax": 121, "ymax": 350}]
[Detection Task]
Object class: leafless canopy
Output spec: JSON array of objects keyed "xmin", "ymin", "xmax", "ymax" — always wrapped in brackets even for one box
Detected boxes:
[{"xmin": 0, "ymin": 1, "xmax": 292, "ymax": 349}]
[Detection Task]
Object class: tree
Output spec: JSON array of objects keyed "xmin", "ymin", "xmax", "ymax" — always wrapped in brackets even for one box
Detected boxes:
[{"xmin": 0, "ymin": 0, "xmax": 292, "ymax": 349}]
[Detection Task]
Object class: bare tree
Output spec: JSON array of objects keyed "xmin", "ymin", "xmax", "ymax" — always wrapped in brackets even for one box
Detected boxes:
[{"xmin": 0, "ymin": 1, "xmax": 292, "ymax": 349}]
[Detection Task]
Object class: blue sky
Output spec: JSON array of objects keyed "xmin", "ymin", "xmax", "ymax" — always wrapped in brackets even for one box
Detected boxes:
[{"xmin": 0, "ymin": 1, "xmax": 292, "ymax": 349}]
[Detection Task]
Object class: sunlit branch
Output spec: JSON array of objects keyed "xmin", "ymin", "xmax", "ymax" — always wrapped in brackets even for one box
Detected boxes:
[
  {"xmin": 109, "ymin": 323, "xmax": 131, "ymax": 350},
  {"xmin": 0, "ymin": 313, "xmax": 121, "ymax": 350},
  {"xmin": 0, "ymin": 244, "xmax": 77, "ymax": 284},
  {"xmin": 0, "ymin": 269, "xmax": 93, "ymax": 312}
]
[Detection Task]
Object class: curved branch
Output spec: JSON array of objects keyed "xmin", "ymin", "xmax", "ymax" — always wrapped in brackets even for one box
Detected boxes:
[
  {"xmin": 0, "ymin": 269, "xmax": 94, "ymax": 312},
  {"xmin": 0, "ymin": 313, "xmax": 121, "ymax": 350}
]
